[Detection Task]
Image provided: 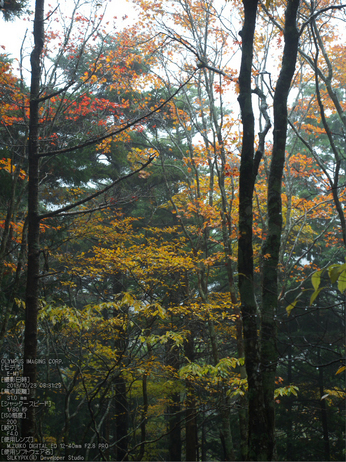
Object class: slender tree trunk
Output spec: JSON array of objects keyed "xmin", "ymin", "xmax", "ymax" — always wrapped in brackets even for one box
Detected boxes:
[
  {"xmin": 166, "ymin": 342, "xmax": 182, "ymax": 462},
  {"xmin": 185, "ymin": 334, "xmax": 197, "ymax": 462},
  {"xmin": 219, "ymin": 399, "xmax": 235, "ymax": 461},
  {"xmin": 115, "ymin": 375, "xmax": 128, "ymax": 461},
  {"xmin": 218, "ymin": 138, "xmax": 247, "ymax": 460},
  {"xmin": 104, "ymin": 410, "xmax": 110, "ymax": 461},
  {"xmin": 318, "ymin": 347, "xmax": 330, "ymax": 460},
  {"xmin": 201, "ymin": 407, "xmax": 206, "ymax": 461},
  {"xmin": 0, "ymin": 217, "xmax": 28, "ymax": 348},
  {"xmin": 0, "ymin": 161, "xmax": 22, "ymax": 287},
  {"xmin": 261, "ymin": 1, "xmax": 299, "ymax": 458},
  {"xmin": 222, "ymin": 209, "xmax": 248, "ymax": 460},
  {"xmin": 185, "ymin": 391, "xmax": 197, "ymax": 462},
  {"xmin": 286, "ymin": 341, "xmax": 293, "ymax": 461},
  {"xmin": 138, "ymin": 373, "xmax": 148, "ymax": 461},
  {"xmin": 168, "ymin": 391, "xmax": 182, "ymax": 461},
  {"xmin": 21, "ymin": 0, "xmax": 44, "ymax": 439},
  {"xmin": 208, "ymin": 318, "xmax": 235, "ymax": 461},
  {"xmin": 112, "ymin": 275, "xmax": 129, "ymax": 461},
  {"xmin": 234, "ymin": 302, "xmax": 248, "ymax": 461},
  {"xmin": 237, "ymin": 1, "xmax": 268, "ymax": 459}
]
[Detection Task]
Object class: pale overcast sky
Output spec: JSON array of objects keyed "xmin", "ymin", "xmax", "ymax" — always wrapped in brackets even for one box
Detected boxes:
[{"xmin": 1, "ymin": 0, "xmax": 136, "ymax": 63}]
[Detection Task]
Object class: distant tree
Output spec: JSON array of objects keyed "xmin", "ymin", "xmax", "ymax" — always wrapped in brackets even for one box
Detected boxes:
[
  {"xmin": 0, "ymin": 0, "xmax": 29, "ymax": 21},
  {"xmin": 20, "ymin": 0, "xmax": 198, "ymax": 439}
]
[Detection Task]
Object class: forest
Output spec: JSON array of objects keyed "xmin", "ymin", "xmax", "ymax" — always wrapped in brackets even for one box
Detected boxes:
[{"xmin": 0, "ymin": 0, "xmax": 345, "ymax": 461}]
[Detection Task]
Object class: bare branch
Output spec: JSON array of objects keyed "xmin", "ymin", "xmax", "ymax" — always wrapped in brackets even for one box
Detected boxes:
[{"xmin": 300, "ymin": 4, "xmax": 346, "ymax": 34}]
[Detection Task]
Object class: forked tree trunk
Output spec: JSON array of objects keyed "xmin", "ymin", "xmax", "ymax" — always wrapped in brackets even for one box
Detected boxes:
[
  {"xmin": 261, "ymin": 0, "xmax": 299, "ymax": 458},
  {"xmin": 237, "ymin": 0, "xmax": 300, "ymax": 459}
]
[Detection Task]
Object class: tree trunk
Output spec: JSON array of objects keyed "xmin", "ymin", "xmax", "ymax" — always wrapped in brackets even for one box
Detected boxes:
[
  {"xmin": 138, "ymin": 373, "xmax": 148, "ymax": 461},
  {"xmin": 185, "ymin": 393, "xmax": 197, "ymax": 462},
  {"xmin": 115, "ymin": 375, "xmax": 128, "ymax": 461},
  {"xmin": 222, "ymin": 205, "xmax": 248, "ymax": 460},
  {"xmin": 218, "ymin": 135, "xmax": 247, "ymax": 461},
  {"xmin": 318, "ymin": 348, "xmax": 330, "ymax": 460},
  {"xmin": 219, "ymin": 399, "xmax": 235, "ymax": 461},
  {"xmin": 261, "ymin": 0, "xmax": 300, "ymax": 458},
  {"xmin": 185, "ymin": 334, "xmax": 197, "ymax": 462},
  {"xmin": 0, "ymin": 217, "xmax": 28, "ymax": 349},
  {"xmin": 238, "ymin": 0, "xmax": 300, "ymax": 459},
  {"xmin": 168, "ymin": 391, "xmax": 182, "ymax": 462},
  {"xmin": 234, "ymin": 303, "xmax": 249, "ymax": 461},
  {"xmin": 21, "ymin": 0, "xmax": 44, "ymax": 439},
  {"xmin": 208, "ymin": 318, "xmax": 235, "ymax": 461},
  {"xmin": 286, "ymin": 341, "xmax": 293, "ymax": 461},
  {"xmin": 166, "ymin": 342, "xmax": 182, "ymax": 462},
  {"xmin": 237, "ymin": 1, "xmax": 268, "ymax": 459}
]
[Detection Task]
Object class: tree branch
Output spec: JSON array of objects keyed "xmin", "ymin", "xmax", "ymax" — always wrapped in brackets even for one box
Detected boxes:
[
  {"xmin": 39, "ymin": 157, "xmax": 155, "ymax": 219},
  {"xmin": 37, "ymin": 71, "xmax": 197, "ymax": 158}
]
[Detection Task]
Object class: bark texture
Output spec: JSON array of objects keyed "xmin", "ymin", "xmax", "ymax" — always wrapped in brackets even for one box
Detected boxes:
[
  {"xmin": 21, "ymin": 0, "xmax": 44, "ymax": 439},
  {"xmin": 237, "ymin": 1, "xmax": 267, "ymax": 459},
  {"xmin": 115, "ymin": 375, "xmax": 129, "ymax": 461},
  {"xmin": 261, "ymin": 0, "xmax": 300, "ymax": 458},
  {"xmin": 238, "ymin": 0, "xmax": 300, "ymax": 459},
  {"xmin": 185, "ymin": 334, "xmax": 197, "ymax": 461}
]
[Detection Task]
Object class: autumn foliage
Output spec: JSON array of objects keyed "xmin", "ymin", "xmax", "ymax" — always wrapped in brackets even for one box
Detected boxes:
[{"xmin": 0, "ymin": 0, "xmax": 345, "ymax": 461}]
